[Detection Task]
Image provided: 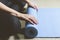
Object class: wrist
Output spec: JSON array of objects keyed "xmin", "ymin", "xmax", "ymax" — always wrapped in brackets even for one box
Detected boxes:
[
  {"xmin": 10, "ymin": 11, "xmax": 22, "ymax": 18},
  {"xmin": 15, "ymin": 12, "xmax": 23, "ymax": 18}
]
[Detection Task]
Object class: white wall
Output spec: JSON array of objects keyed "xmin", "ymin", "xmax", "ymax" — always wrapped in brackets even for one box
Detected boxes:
[{"xmin": 30, "ymin": 0, "xmax": 60, "ymax": 8}]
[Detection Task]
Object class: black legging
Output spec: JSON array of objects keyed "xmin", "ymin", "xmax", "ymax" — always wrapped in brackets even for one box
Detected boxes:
[
  {"xmin": 0, "ymin": 0, "xmax": 26, "ymax": 39},
  {"xmin": 0, "ymin": 10, "xmax": 21, "ymax": 38},
  {"xmin": 0, "ymin": 3, "xmax": 21, "ymax": 38}
]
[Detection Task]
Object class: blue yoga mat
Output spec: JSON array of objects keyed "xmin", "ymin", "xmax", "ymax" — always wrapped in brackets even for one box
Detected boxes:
[{"xmin": 25, "ymin": 7, "xmax": 60, "ymax": 38}]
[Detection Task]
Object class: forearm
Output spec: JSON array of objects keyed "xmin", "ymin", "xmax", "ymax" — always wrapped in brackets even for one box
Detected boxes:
[{"xmin": 0, "ymin": 2, "xmax": 22, "ymax": 17}]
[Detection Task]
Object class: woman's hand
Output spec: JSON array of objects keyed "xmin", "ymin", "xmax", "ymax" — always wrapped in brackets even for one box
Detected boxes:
[
  {"xmin": 28, "ymin": 2, "xmax": 38, "ymax": 11},
  {"xmin": 18, "ymin": 14, "xmax": 38, "ymax": 25},
  {"xmin": 25, "ymin": 0, "xmax": 38, "ymax": 11}
]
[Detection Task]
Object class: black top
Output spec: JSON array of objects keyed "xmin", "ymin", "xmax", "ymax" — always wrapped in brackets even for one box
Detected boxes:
[
  {"xmin": 0, "ymin": 0, "xmax": 7, "ymax": 3},
  {"xmin": 0, "ymin": 0, "xmax": 26, "ymax": 12}
]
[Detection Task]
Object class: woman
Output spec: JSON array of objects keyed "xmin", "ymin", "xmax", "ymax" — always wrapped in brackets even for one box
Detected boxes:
[{"xmin": 0, "ymin": 0, "xmax": 38, "ymax": 39}]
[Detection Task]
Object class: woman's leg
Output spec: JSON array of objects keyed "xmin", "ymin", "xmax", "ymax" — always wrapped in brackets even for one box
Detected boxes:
[{"xmin": 0, "ymin": 11, "xmax": 21, "ymax": 39}]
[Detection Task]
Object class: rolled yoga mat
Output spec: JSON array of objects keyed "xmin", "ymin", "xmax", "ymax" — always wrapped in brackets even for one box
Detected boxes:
[
  {"xmin": 25, "ymin": 7, "xmax": 38, "ymax": 38},
  {"xmin": 25, "ymin": 7, "xmax": 60, "ymax": 38}
]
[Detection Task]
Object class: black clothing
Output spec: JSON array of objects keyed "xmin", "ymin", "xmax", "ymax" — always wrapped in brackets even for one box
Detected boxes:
[{"xmin": 0, "ymin": 0, "xmax": 25, "ymax": 39}]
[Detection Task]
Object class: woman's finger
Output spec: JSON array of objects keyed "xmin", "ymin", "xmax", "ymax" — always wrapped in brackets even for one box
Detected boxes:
[
  {"xmin": 25, "ymin": 17, "xmax": 35, "ymax": 24},
  {"xmin": 29, "ymin": 16, "xmax": 38, "ymax": 24}
]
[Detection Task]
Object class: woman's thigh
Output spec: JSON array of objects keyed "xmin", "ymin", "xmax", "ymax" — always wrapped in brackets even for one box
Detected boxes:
[{"xmin": 0, "ymin": 11, "xmax": 21, "ymax": 35}]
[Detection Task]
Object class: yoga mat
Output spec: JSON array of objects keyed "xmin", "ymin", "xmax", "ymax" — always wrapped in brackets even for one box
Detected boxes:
[
  {"xmin": 25, "ymin": 7, "xmax": 60, "ymax": 38},
  {"xmin": 25, "ymin": 7, "xmax": 38, "ymax": 38}
]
